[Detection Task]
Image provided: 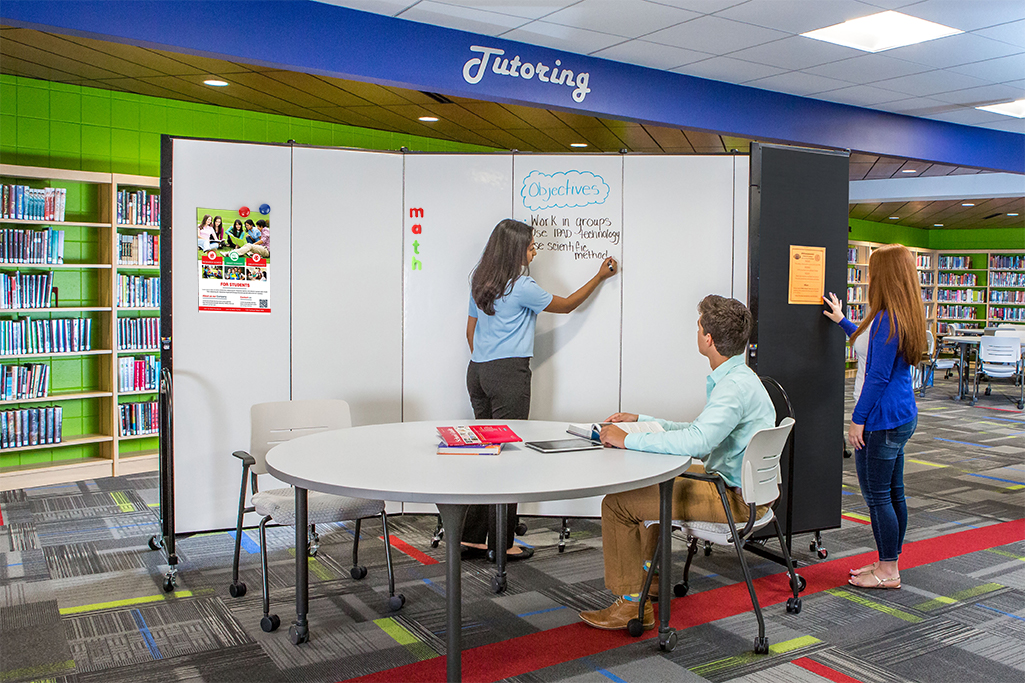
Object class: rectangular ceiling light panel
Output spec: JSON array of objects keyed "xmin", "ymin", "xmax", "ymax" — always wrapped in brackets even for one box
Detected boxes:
[{"xmin": 801, "ymin": 11, "xmax": 962, "ymax": 53}]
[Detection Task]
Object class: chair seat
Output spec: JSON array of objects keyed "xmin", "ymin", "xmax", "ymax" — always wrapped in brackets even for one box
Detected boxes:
[
  {"xmin": 981, "ymin": 363, "xmax": 1019, "ymax": 377},
  {"xmin": 252, "ymin": 488, "xmax": 384, "ymax": 526},
  {"xmin": 934, "ymin": 359, "xmax": 958, "ymax": 370},
  {"xmin": 645, "ymin": 508, "xmax": 776, "ymax": 544}
]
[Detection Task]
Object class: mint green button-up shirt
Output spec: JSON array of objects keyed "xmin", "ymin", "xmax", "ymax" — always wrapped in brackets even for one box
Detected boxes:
[{"xmin": 623, "ymin": 355, "xmax": 776, "ymax": 489}]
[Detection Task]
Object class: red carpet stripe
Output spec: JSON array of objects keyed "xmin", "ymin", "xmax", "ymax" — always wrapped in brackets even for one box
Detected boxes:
[
  {"xmin": 0, "ymin": 502, "xmax": 4, "ymax": 526},
  {"xmin": 380, "ymin": 536, "xmax": 439, "ymax": 566},
  {"xmin": 841, "ymin": 515, "xmax": 871, "ymax": 525},
  {"xmin": 793, "ymin": 657, "xmax": 863, "ymax": 683},
  {"xmin": 348, "ymin": 518, "xmax": 1025, "ymax": 683}
]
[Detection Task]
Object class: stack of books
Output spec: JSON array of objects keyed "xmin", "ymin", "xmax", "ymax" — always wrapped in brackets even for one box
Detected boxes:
[{"xmin": 436, "ymin": 424, "xmax": 521, "ymax": 455}]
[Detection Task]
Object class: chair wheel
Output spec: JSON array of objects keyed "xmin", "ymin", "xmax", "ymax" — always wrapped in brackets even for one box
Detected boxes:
[
  {"xmin": 148, "ymin": 536, "xmax": 162, "ymax": 551},
  {"xmin": 626, "ymin": 618, "xmax": 645, "ymax": 637},
  {"xmin": 817, "ymin": 548, "xmax": 829, "ymax": 560},
  {"xmin": 786, "ymin": 597, "xmax": 802, "ymax": 614},
  {"xmin": 261, "ymin": 614, "xmax": 280, "ymax": 632},
  {"xmin": 162, "ymin": 576, "xmax": 175, "ymax": 593},
  {"xmin": 430, "ymin": 539, "xmax": 439, "ymax": 548},
  {"xmin": 289, "ymin": 624, "xmax": 309, "ymax": 645},
  {"xmin": 754, "ymin": 637, "xmax": 769, "ymax": 654},
  {"xmin": 809, "ymin": 541, "xmax": 817, "ymax": 552},
  {"xmin": 558, "ymin": 545, "xmax": 565, "ymax": 553},
  {"xmin": 703, "ymin": 544, "xmax": 712, "ymax": 557},
  {"xmin": 388, "ymin": 594, "xmax": 406, "ymax": 611},
  {"xmin": 228, "ymin": 581, "xmax": 247, "ymax": 598},
  {"xmin": 486, "ymin": 549, "xmax": 497, "ymax": 563},
  {"xmin": 985, "ymin": 386, "xmax": 992, "ymax": 396},
  {"xmin": 491, "ymin": 575, "xmax": 506, "ymax": 593},
  {"xmin": 791, "ymin": 574, "xmax": 807, "ymax": 593},
  {"xmin": 674, "ymin": 582, "xmax": 689, "ymax": 597},
  {"xmin": 659, "ymin": 630, "xmax": 678, "ymax": 652},
  {"xmin": 514, "ymin": 522, "xmax": 527, "ymax": 536},
  {"xmin": 350, "ymin": 565, "xmax": 367, "ymax": 580}
]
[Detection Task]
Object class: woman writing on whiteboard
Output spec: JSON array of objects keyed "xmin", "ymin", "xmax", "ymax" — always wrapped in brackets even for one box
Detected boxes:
[
  {"xmin": 823, "ymin": 244, "xmax": 925, "ymax": 589},
  {"xmin": 463, "ymin": 218, "xmax": 618, "ymax": 560}
]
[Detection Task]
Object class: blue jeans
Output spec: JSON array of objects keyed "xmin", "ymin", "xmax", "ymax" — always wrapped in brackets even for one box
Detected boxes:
[{"xmin": 854, "ymin": 417, "xmax": 917, "ymax": 562}]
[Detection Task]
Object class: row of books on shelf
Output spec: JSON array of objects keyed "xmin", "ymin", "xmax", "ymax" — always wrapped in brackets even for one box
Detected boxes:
[
  {"xmin": 117, "ymin": 317, "xmax": 159, "ymax": 351},
  {"xmin": 915, "ymin": 254, "xmax": 932, "ymax": 269},
  {"xmin": 0, "ymin": 271, "xmax": 54, "ymax": 309},
  {"xmin": 118, "ymin": 233, "xmax": 159, "ymax": 266},
  {"xmin": 117, "ymin": 190, "xmax": 160, "ymax": 227},
  {"xmin": 846, "ymin": 304, "xmax": 865, "ymax": 322},
  {"xmin": 990, "ymin": 308, "xmax": 1025, "ymax": 321},
  {"xmin": 919, "ymin": 272, "xmax": 934, "ymax": 285},
  {"xmin": 1, "ymin": 362, "xmax": 49, "ymax": 401},
  {"xmin": 938, "ymin": 256, "xmax": 973, "ymax": 270},
  {"xmin": 117, "ymin": 275, "xmax": 159, "ymax": 308},
  {"xmin": 991, "ymin": 272, "xmax": 1025, "ymax": 287},
  {"xmin": 990, "ymin": 255, "xmax": 1025, "ymax": 270},
  {"xmin": 938, "ymin": 272, "xmax": 977, "ymax": 286},
  {"xmin": 120, "ymin": 356, "xmax": 159, "ymax": 393},
  {"xmin": 846, "ymin": 247, "xmax": 860, "ymax": 264},
  {"xmin": 1, "ymin": 228, "xmax": 66, "ymax": 264},
  {"xmin": 0, "ymin": 318, "xmax": 92, "ymax": 356},
  {"xmin": 1, "ymin": 185, "xmax": 67, "ymax": 222},
  {"xmin": 936, "ymin": 289, "xmax": 985, "ymax": 303},
  {"xmin": 847, "ymin": 286, "xmax": 865, "ymax": 302},
  {"xmin": 119, "ymin": 401, "xmax": 158, "ymax": 437},
  {"xmin": 991, "ymin": 290, "xmax": 1025, "ymax": 304},
  {"xmin": 0, "ymin": 405, "xmax": 63, "ymax": 450},
  {"xmin": 936, "ymin": 306, "xmax": 978, "ymax": 320},
  {"xmin": 847, "ymin": 267, "xmax": 864, "ymax": 283},
  {"xmin": 921, "ymin": 289, "xmax": 933, "ymax": 302}
]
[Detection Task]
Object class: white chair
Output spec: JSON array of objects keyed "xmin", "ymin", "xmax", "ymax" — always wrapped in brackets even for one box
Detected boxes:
[
  {"xmin": 631, "ymin": 417, "xmax": 801, "ymax": 655},
  {"xmin": 971, "ymin": 336, "xmax": 1024, "ymax": 409},
  {"xmin": 228, "ymin": 399, "xmax": 403, "ymax": 633},
  {"xmin": 918, "ymin": 330, "xmax": 959, "ymax": 397},
  {"xmin": 933, "ymin": 328, "xmax": 963, "ymax": 380}
]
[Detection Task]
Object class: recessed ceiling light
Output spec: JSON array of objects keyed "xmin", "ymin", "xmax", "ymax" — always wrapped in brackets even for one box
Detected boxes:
[
  {"xmin": 801, "ymin": 11, "xmax": 962, "ymax": 52},
  {"xmin": 901, "ymin": 169, "xmax": 917, "ymax": 173},
  {"xmin": 203, "ymin": 79, "xmax": 229, "ymax": 87},
  {"xmin": 418, "ymin": 116, "xmax": 439, "ymax": 122},
  {"xmin": 934, "ymin": 223, "xmax": 944, "ymax": 227},
  {"xmin": 961, "ymin": 203, "xmax": 975, "ymax": 207},
  {"xmin": 976, "ymin": 99, "xmax": 1025, "ymax": 118},
  {"xmin": 889, "ymin": 216, "xmax": 900, "ymax": 220},
  {"xmin": 1009, "ymin": 213, "xmax": 1020, "ymax": 217},
  {"xmin": 570, "ymin": 143, "xmax": 588, "ymax": 148}
]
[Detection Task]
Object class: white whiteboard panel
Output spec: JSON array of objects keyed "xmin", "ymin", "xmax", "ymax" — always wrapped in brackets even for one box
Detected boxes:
[
  {"xmin": 733, "ymin": 157, "xmax": 750, "ymax": 303},
  {"xmin": 512, "ymin": 156, "xmax": 623, "ymax": 422},
  {"xmin": 621, "ymin": 155, "xmax": 739, "ymax": 422},
  {"xmin": 291, "ymin": 148, "xmax": 403, "ymax": 427},
  {"xmin": 402, "ymin": 155, "xmax": 514, "ymax": 421},
  {"xmin": 170, "ymin": 140, "xmax": 293, "ymax": 533}
]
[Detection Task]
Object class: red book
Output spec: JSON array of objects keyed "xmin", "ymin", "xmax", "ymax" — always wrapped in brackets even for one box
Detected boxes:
[{"xmin": 436, "ymin": 424, "xmax": 521, "ymax": 447}]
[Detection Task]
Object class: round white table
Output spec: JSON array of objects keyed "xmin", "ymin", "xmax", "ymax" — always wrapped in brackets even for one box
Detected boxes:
[{"xmin": 266, "ymin": 419, "xmax": 692, "ymax": 681}]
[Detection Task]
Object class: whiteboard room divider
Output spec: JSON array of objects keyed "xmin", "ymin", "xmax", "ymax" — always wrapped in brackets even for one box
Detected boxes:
[{"xmin": 164, "ymin": 138, "xmax": 748, "ymax": 533}]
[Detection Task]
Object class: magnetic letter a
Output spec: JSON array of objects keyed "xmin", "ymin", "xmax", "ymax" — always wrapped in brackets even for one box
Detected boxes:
[{"xmin": 411, "ymin": 224, "xmax": 422, "ymax": 234}]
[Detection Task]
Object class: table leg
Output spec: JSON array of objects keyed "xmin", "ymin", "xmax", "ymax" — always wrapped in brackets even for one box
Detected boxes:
[
  {"xmin": 955, "ymin": 342, "xmax": 967, "ymax": 400},
  {"xmin": 289, "ymin": 487, "xmax": 309, "ymax": 645},
  {"xmin": 493, "ymin": 504, "xmax": 507, "ymax": 593},
  {"xmin": 657, "ymin": 479, "xmax": 677, "ymax": 652},
  {"xmin": 437, "ymin": 503, "xmax": 468, "ymax": 683}
]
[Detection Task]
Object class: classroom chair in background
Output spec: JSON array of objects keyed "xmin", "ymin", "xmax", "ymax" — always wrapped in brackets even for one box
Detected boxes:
[
  {"xmin": 228, "ymin": 399, "xmax": 403, "ymax": 633},
  {"xmin": 971, "ymin": 335, "xmax": 1024, "ymax": 410},
  {"xmin": 630, "ymin": 416, "xmax": 803, "ymax": 654}
]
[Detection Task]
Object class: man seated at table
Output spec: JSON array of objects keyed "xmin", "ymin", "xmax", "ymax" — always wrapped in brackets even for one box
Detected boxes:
[{"xmin": 579, "ymin": 294, "xmax": 776, "ymax": 631}]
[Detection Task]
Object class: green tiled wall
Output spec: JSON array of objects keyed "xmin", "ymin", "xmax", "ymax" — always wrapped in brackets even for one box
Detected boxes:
[{"xmin": 849, "ymin": 218, "xmax": 1024, "ymax": 250}]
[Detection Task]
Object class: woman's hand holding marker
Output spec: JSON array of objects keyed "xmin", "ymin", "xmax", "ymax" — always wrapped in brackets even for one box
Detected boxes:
[{"xmin": 600, "ymin": 257, "xmax": 618, "ymax": 278}]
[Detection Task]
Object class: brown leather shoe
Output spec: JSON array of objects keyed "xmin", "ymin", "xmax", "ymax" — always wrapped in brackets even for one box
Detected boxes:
[{"xmin": 579, "ymin": 597, "xmax": 654, "ymax": 630}]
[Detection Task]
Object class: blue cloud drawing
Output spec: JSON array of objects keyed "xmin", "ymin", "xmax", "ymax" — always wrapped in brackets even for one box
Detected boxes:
[{"xmin": 520, "ymin": 170, "xmax": 610, "ymax": 212}]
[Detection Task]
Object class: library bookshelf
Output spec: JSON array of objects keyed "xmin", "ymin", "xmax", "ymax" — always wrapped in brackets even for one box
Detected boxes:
[{"xmin": 0, "ymin": 164, "xmax": 160, "ymax": 490}]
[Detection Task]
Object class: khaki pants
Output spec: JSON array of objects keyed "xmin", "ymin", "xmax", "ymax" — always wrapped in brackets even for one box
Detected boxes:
[{"xmin": 601, "ymin": 464, "xmax": 772, "ymax": 595}]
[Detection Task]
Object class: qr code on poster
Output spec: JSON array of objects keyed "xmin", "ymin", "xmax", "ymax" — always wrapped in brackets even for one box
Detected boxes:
[{"xmin": 259, "ymin": 299, "xmax": 268, "ymax": 308}]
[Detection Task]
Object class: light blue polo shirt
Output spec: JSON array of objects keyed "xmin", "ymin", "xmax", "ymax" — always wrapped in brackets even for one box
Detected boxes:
[{"xmin": 469, "ymin": 275, "xmax": 553, "ymax": 362}]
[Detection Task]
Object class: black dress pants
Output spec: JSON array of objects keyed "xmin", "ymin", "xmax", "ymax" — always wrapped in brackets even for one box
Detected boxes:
[{"xmin": 463, "ymin": 357, "xmax": 531, "ymax": 550}]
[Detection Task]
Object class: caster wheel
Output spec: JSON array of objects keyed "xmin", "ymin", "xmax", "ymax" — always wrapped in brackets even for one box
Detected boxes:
[
  {"xmin": 490, "ymin": 575, "xmax": 506, "ymax": 593},
  {"xmin": 486, "ymin": 549, "xmax": 497, "ymax": 563},
  {"xmin": 754, "ymin": 637, "xmax": 769, "ymax": 654},
  {"xmin": 162, "ymin": 577, "xmax": 175, "ymax": 593},
  {"xmin": 261, "ymin": 614, "xmax": 280, "ymax": 632},
  {"xmin": 791, "ymin": 574, "xmax": 807, "ymax": 593},
  {"xmin": 659, "ymin": 630, "xmax": 678, "ymax": 652},
  {"xmin": 388, "ymin": 594, "xmax": 406, "ymax": 611},
  {"xmin": 350, "ymin": 565, "xmax": 368, "ymax": 580},
  {"xmin": 148, "ymin": 536, "xmax": 162, "ymax": 551},
  {"xmin": 817, "ymin": 548, "xmax": 829, "ymax": 560},
  {"xmin": 985, "ymin": 386, "xmax": 992, "ymax": 396},
  {"xmin": 430, "ymin": 539, "xmax": 439, "ymax": 548},
  {"xmin": 674, "ymin": 582, "xmax": 689, "ymax": 598},
  {"xmin": 558, "ymin": 545, "xmax": 565, "ymax": 554},
  {"xmin": 626, "ymin": 618, "xmax": 645, "ymax": 638},
  {"xmin": 703, "ymin": 545, "xmax": 712, "ymax": 557},
  {"xmin": 514, "ymin": 522, "xmax": 527, "ymax": 536},
  {"xmin": 228, "ymin": 581, "xmax": 247, "ymax": 598},
  {"xmin": 786, "ymin": 597, "xmax": 802, "ymax": 614},
  {"xmin": 289, "ymin": 624, "xmax": 309, "ymax": 645},
  {"xmin": 809, "ymin": 541, "xmax": 817, "ymax": 552},
  {"xmin": 844, "ymin": 449, "xmax": 853, "ymax": 459}
]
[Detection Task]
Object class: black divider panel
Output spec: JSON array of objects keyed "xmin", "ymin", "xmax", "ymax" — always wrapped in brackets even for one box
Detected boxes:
[{"xmin": 748, "ymin": 143, "xmax": 848, "ymax": 537}]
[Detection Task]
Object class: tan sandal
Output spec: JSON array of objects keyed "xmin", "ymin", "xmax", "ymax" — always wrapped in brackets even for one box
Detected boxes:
[
  {"xmin": 849, "ymin": 562, "xmax": 878, "ymax": 576},
  {"xmin": 848, "ymin": 570, "xmax": 900, "ymax": 589}
]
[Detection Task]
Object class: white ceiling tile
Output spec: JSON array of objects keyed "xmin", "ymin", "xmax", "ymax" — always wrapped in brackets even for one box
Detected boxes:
[
  {"xmin": 974, "ymin": 19, "xmax": 1025, "ymax": 49},
  {"xmin": 813, "ymin": 84, "xmax": 911, "ymax": 106},
  {"xmin": 399, "ymin": 2, "xmax": 530, "ymax": 35},
  {"xmin": 672, "ymin": 55, "xmax": 788, "ymax": 82},
  {"xmin": 926, "ymin": 107, "xmax": 1021, "ymax": 125},
  {"xmin": 873, "ymin": 69, "xmax": 994, "ymax": 97},
  {"xmin": 716, "ymin": 0, "xmax": 874, "ymax": 35},
  {"xmin": 885, "ymin": 32, "xmax": 1021, "ymax": 69},
  {"xmin": 930, "ymin": 83, "xmax": 1025, "ymax": 106},
  {"xmin": 874, "ymin": 96, "xmax": 955, "ymax": 114},
  {"xmin": 592, "ymin": 39, "xmax": 712, "ymax": 69},
  {"xmin": 949, "ymin": 53, "xmax": 1025, "ymax": 84},
  {"xmin": 500, "ymin": 20, "xmax": 627, "ymax": 54},
  {"xmin": 425, "ymin": 0, "xmax": 580, "ymax": 21},
  {"xmin": 645, "ymin": 0, "xmax": 748, "ymax": 14},
  {"xmin": 744, "ymin": 71, "xmax": 856, "ymax": 96},
  {"xmin": 854, "ymin": 0, "xmax": 926, "ymax": 9},
  {"xmin": 970, "ymin": 116, "xmax": 1025, "ymax": 133},
  {"xmin": 543, "ymin": 0, "xmax": 700, "ymax": 39},
  {"xmin": 803, "ymin": 53, "xmax": 931, "ymax": 83},
  {"xmin": 899, "ymin": 0, "xmax": 1025, "ymax": 32},
  {"xmin": 646, "ymin": 14, "xmax": 790, "ymax": 54},
  {"xmin": 727, "ymin": 35, "xmax": 862, "ymax": 70}
]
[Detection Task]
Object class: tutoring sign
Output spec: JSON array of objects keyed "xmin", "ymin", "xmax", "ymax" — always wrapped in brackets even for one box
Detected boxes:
[{"xmin": 196, "ymin": 208, "xmax": 270, "ymax": 313}]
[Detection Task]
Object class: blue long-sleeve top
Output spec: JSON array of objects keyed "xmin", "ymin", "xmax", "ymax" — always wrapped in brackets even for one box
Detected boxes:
[{"xmin": 841, "ymin": 312, "xmax": 916, "ymax": 431}]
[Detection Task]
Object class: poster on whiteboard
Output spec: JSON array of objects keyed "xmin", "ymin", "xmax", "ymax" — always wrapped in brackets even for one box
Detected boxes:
[{"xmin": 196, "ymin": 208, "xmax": 271, "ymax": 313}]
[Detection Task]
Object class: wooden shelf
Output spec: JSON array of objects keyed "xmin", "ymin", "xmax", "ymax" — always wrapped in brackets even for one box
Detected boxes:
[
  {"xmin": 0, "ymin": 349, "xmax": 111, "ymax": 359},
  {"xmin": 117, "ymin": 432, "xmax": 158, "ymax": 441},
  {"xmin": 0, "ymin": 263, "xmax": 111, "ymax": 269},
  {"xmin": 0, "ymin": 218, "xmax": 111, "ymax": 228},
  {"xmin": 117, "ymin": 451, "xmax": 158, "ymax": 476},
  {"xmin": 117, "ymin": 307, "xmax": 159, "ymax": 312},
  {"xmin": 117, "ymin": 348, "xmax": 159, "ymax": 355},
  {"xmin": 116, "ymin": 264, "xmax": 159, "ymax": 270},
  {"xmin": 0, "ymin": 456, "xmax": 115, "ymax": 491},
  {"xmin": 117, "ymin": 224, "xmax": 160, "ymax": 231},
  {"xmin": 0, "ymin": 433, "xmax": 112, "ymax": 455},
  {"xmin": 119, "ymin": 389, "xmax": 158, "ymax": 396},
  {"xmin": 0, "ymin": 307, "xmax": 112, "ymax": 313},
  {"xmin": 0, "ymin": 391, "xmax": 112, "ymax": 406}
]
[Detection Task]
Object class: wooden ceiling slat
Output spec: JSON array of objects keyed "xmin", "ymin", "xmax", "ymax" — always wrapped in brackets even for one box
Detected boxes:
[
  {"xmin": 849, "ymin": 163, "xmax": 875, "ymax": 181},
  {"xmin": 458, "ymin": 102, "xmax": 533, "ymax": 129},
  {"xmin": 307, "ymin": 106, "xmax": 394, "ymax": 129},
  {"xmin": 682, "ymin": 130, "xmax": 725, "ymax": 152},
  {"xmin": 260, "ymin": 72, "xmax": 371, "ymax": 107},
  {"xmin": 221, "ymin": 71, "xmax": 341, "ymax": 110},
  {"xmin": 498, "ymin": 127, "xmax": 564, "ymax": 152},
  {"xmin": 140, "ymin": 51, "xmax": 256, "ymax": 75},
  {"xmin": 848, "ymin": 203, "xmax": 878, "ymax": 220},
  {"xmin": 864, "ymin": 158, "xmax": 906, "ymax": 179},
  {"xmin": 557, "ymin": 125, "xmax": 629, "ymax": 152},
  {"xmin": 642, "ymin": 126, "xmax": 694, "ymax": 152},
  {"xmin": 849, "ymin": 152, "xmax": 878, "ymax": 164},
  {"xmin": 0, "ymin": 53, "xmax": 87, "ymax": 84},
  {"xmin": 503, "ymin": 104, "xmax": 568, "ymax": 129},
  {"xmin": 920, "ymin": 163, "xmax": 959, "ymax": 177},
  {"xmin": 2, "ymin": 38, "xmax": 127, "ymax": 81},
  {"xmin": 3, "ymin": 31, "xmax": 164, "ymax": 79},
  {"xmin": 474, "ymin": 128, "xmax": 536, "ymax": 151},
  {"xmin": 607, "ymin": 123, "xmax": 660, "ymax": 151},
  {"xmin": 328, "ymin": 80, "xmax": 414, "ymax": 106},
  {"xmin": 948, "ymin": 167, "xmax": 985, "ymax": 175}
]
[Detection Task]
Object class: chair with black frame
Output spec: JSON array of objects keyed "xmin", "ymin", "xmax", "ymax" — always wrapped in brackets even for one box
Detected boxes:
[
  {"xmin": 227, "ymin": 399, "xmax": 404, "ymax": 632},
  {"xmin": 628, "ymin": 417, "xmax": 803, "ymax": 655},
  {"xmin": 970, "ymin": 335, "xmax": 1024, "ymax": 410}
]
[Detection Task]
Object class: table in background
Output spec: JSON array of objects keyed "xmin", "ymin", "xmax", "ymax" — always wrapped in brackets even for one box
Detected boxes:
[
  {"xmin": 266, "ymin": 420, "xmax": 692, "ymax": 682},
  {"xmin": 941, "ymin": 335, "xmax": 980, "ymax": 400}
]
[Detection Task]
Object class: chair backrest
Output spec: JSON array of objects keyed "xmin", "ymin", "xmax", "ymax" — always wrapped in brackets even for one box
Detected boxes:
[
  {"xmin": 740, "ymin": 417, "xmax": 795, "ymax": 507},
  {"xmin": 925, "ymin": 329, "xmax": 935, "ymax": 358},
  {"xmin": 980, "ymin": 335, "xmax": 1021, "ymax": 366},
  {"xmin": 249, "ymin": 399, "xmax": 352, "ymax": 475}
]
